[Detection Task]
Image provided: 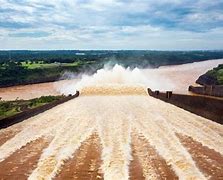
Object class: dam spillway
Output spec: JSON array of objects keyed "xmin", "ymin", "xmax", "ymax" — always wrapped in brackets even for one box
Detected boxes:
[{"xmin": 0, "ymin": 85, "xmax": 222, "ymax": 180}]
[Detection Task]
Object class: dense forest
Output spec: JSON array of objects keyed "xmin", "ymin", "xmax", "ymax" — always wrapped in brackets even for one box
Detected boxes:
[
  {"xmin": 0, "ymin": 50, "xmax": 223, "ymax": 87},
  {"xmin": 1, "ymin": 50, "xmax": 223, "ymax": 67}
]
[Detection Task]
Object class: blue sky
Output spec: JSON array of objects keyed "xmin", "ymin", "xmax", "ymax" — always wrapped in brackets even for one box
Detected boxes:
[{"xmin": 0, "ymin": 0, "xmax": 223, "ymax": 50}]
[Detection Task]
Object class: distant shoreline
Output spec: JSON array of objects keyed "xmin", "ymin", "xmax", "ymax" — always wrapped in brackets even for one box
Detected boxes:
[
  {"xmin": 0, "ymin": 59, "xmax": 223, "ymax": 101},
  {"xmin": 0, "ymin": 58, "xmax": 223, "ymax": 88}
]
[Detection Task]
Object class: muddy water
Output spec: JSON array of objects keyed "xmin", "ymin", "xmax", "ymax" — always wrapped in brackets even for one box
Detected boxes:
[
  {"xmin": 142, "ymin": 59, "xmax": 223, "ymax": 93},
  {"xmin": 0, "ymin": 59, "xmax": 222, "ymax": 100},
  {"xmin": 0, "ymin": 85, "xmax": 222, "ymax": 179}
]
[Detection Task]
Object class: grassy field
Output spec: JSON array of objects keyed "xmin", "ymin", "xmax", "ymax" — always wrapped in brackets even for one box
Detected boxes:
[
  {"xmin": 21, "ymin": 61, "xmax": 84, "ymax": 69},
  {"xmin": 1, "ymin": 50, "xmax": 223, "ymax": 88},
  {"xmin": 0, "ymin": 95, "xmax": 64, "ymax": 120},
  {"xmin": 0, "ymin": 60, "xmax": 97, "ymax": 87}
]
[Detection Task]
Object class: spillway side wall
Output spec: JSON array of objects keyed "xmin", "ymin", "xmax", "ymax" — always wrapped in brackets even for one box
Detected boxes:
[
  {"xmin": 188, "ymin": 85, "xmax": 223, "ymax": 97},
  {"xmin": 0, "ymin": 91, "xmax": 79, "ymax": 129},
  {"xmin": 148, "ymin": 89, "xmax": 223, "ymax": 124}
]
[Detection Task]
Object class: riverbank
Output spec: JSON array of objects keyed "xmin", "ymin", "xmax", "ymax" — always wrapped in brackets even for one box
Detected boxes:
[{"xmin": 0, "ymin": 59, "xmax": 223, "ymax": 100}]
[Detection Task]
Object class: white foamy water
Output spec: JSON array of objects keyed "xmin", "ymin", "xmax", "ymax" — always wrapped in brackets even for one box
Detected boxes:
[
  {"xmin": 57, "ymin": 64, "xmax": 175, "ymax": 95},
  {"xmin": 1, "ymin": 59, "xmax": 222, "ymax": 100},
  {"xmin": 0, "ymin": 64, "xmax": 223, "ymax": 179}
]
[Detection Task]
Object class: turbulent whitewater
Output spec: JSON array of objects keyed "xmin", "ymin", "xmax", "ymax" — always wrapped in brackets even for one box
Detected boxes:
[
  {"xmin": 0, "ymin": 65, "xmax": 223, "ymax": 179},
  {"xmin": 58, "ymin": 64, "xmax": 175, "ymax": 95}
]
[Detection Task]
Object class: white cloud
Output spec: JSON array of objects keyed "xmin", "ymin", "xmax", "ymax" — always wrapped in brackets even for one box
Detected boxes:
[{"xmin": 0, "ymin": 0, "xmax": 222, "ymax": 49}]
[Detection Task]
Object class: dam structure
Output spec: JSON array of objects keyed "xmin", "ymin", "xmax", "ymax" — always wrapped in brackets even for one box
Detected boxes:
[
  {"xmin": 0, "ymin": 65, "xmax": 223, "ymax": 180},
  {"xmin": 0, "ymin": 84, "xmax": 222, "ymax": 180}
]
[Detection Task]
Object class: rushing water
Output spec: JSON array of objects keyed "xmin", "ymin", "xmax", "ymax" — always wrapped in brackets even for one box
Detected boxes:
[{"xmin": 0, "ymin": 65, "xmax": 223, "ymax": 179}]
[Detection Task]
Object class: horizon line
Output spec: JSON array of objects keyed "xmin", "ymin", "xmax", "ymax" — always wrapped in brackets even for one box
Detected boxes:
[{"xmin": 1, "ymin": 49, "xmax": 223, "ymax": 51}]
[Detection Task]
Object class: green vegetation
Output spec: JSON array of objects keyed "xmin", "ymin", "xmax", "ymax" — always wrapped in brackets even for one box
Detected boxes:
[
  {"xmin": 0, "ymin": 50, "xmax": 223, "ymax": 87},
  {"xmin": 28, "ymin": 95, "xmax": 62, "ymax": 108},
  {"xmin": 0, "ymin": 102, "xmax": 19, "ymax": 119},
  {"xmin": 0, "ymin": 95, "xmax": 64, "ymax": 120},
  {"xmin": 206, "ymin": 64, "xmax": 223, "ymax": 85},
  {"xmin": 0, "ymin": 60, "xmax": 95, "ymax": 87},
  {"xmin": 21, "ymin": 61, "xmax": 85, "ymax": 69}
]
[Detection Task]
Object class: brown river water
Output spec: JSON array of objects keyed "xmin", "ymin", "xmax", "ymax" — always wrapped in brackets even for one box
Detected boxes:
[
  {"xmin": 0, "ymin": 59, "xmax": 223, "ymax": 100},
  {"xmin": 0, "ymin": 59, "xmax": 222, "ymax": 179}
]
